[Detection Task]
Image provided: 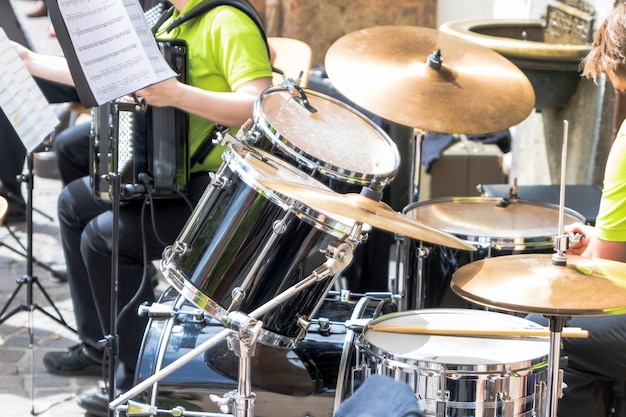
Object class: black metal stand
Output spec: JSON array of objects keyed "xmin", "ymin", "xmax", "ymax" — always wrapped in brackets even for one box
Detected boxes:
[
  {"xmin": 0, "ymin": 149, "xmax": 76, "ymax": 329},
  {"xmin": 0, "ymin": 148, "xmax": 76, "ymax": 413},
  {"xmin": 98, "ymin": 98, "xmax": 147, "ymax": 417},
  {"xmin": 0, "ymin": 187, "xmax": 67, "ymax": 281}
]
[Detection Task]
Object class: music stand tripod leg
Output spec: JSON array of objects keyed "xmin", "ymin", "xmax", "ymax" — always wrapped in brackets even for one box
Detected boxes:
[
  {"xmin": 0, "ymin": 150, "xmax": 76, "ymax": 331},
  {"xmin": 0, "ymin": 232, "xmax": 67, "ymax": 281},
  {"xmin": 0, "ymin": 149, "xmax": 77, "ymax": 414}
]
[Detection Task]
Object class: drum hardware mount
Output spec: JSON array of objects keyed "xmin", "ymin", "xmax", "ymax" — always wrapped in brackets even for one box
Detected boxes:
[
  {"xmin": 110, "ymin": 239, "xmax": 356, "ymax": 416},
  {"xmin": 277, "ymin": 73, "xmax": 318, "ymax": 114}
]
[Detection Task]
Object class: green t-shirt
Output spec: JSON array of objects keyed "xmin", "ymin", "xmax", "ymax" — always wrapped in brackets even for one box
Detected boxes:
[
  {"xmin": 155, "ymin": 1, "xmax": 272, "ymax": 173},
  {"xmin": 595, "ymin": 118, "xmax": 626, "ymax": 241}
]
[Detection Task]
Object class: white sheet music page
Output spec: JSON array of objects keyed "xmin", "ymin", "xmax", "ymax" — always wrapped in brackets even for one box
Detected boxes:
[
  {"xmin": 0, "ymin": 29, "xmax": 59, "ymax": 152},
  {"xmin": 58, "ymin": 0, "xmax": 176, "ymax": 104}
]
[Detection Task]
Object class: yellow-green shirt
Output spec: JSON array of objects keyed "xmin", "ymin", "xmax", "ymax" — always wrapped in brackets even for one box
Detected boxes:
[
  {"xmin": 155, "ymin": 1, "xmax": 272, "ymax": 172},
  {"xmin": 595, "ymin": 118, "xmax": 626, "ymax": 241}
]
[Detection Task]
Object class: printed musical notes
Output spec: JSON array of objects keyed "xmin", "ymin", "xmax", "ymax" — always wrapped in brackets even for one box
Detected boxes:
[{"xmin": 0, "ymin": 29, "xmax": 59, "ymax": 151}]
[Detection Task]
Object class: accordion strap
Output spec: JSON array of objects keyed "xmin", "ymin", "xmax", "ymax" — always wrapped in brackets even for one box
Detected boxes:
[{"xmin": 152, "ymin": 0, "xmax": 270, "ymax": 57}]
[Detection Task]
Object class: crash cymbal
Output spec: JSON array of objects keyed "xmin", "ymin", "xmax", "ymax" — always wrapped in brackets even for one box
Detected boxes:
[
  {"xmin": 325, "ymin": 26, "xmax": 535, "ymax": 134},
  {"xmin": 451, "ymin": 253, "xmax": 626, "ymax": 316},
  {"xmin": 257, "ymin": 178, "xmax": 476, "ymax": 252}
]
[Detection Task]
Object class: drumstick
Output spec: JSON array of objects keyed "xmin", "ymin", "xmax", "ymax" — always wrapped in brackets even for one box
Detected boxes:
[{"xmin": 367, "ymin": 324, "xmax": 589, "ymax": 338}]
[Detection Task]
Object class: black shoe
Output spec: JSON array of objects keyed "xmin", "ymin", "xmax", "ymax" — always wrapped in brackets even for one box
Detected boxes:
[
  {"xmin": 43, "ymin": 343, "xmax": 104, "ymax": 376},
  {"xmin": 78, "ymin": 387, "xmax": 126, "ymax": 417}
]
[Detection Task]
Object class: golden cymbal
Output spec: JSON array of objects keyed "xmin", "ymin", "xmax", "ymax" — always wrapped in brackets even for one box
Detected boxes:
[
  {"xmin": 451, "ymin": 253, "xmax": 626, "ymax": 316},
  {"xmin": 325, "ymin": 26, "xmax": 535, "ymax": 134},
  {"xmin": 257, "ymin": 178, "xmax": 477, "ymax": 252}
]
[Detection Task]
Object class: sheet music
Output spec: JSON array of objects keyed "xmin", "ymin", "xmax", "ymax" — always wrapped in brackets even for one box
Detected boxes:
[
  {"xmin": 58, "ymin": 0, "xmax": 176, "ymax": 104},
  {"xmin": 0, "ymin": 29, "xmax": 59, "ymax": 152}
]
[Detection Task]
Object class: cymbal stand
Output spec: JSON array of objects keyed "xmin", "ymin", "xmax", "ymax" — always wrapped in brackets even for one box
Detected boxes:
[
  {"xmin": 0, "ymin": 143, "xmax": 77, "ymax": 413},
  {"xmin": 542, "ymin": 315, "xmax": 568, "ymax": 417},
  {"xmin": 110, "ymin": 238, "xmax": 357, "ymax": 416},
  {"xmin": 393, "ymin": 127, "xmax": 426, "ymax": 311},
  {"xmin": 543, "ymin": 121, "xmax": 570, "ymax": 417}
]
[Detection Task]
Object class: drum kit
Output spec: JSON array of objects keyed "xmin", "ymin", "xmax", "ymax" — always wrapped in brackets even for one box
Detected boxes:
[{"xmin": 109, "ymin": 26, "xmax": 626, "ymax": 417}]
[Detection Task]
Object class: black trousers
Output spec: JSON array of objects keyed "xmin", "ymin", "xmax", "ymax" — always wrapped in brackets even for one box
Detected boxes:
[
  {"xmin": 53, "ymin": 121, "xmax": 91, "ymax": 185},
  {"xmin": 527, "ymin": 313, "xmax": 626, "ymax": 416},
  {"xmin": 57, "ymin": 174, "xmax": 210, "ymax": 378}
]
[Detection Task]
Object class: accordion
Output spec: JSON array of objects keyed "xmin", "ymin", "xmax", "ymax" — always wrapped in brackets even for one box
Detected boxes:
[{"xmin": 90, "ymin": 39, "xmax": 189, "ymax": 200}]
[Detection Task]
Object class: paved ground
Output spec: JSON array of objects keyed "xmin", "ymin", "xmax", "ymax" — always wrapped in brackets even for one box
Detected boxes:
[{"xmin": 0, "ymin": 2, "xmax": 130, "ymax": 416}]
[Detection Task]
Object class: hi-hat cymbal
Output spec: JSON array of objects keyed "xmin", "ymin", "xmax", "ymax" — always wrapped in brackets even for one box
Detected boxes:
[
  {"xmin": 325, "ymin": 26, "xmax": 535, "ymax": 134},
  {"xmin": 451, "ymin": 253, "xmax": 626, "ymax": 316},
  {"xmin": 258, "ymin": 178, "xmax": 476, "ymax": 252}
]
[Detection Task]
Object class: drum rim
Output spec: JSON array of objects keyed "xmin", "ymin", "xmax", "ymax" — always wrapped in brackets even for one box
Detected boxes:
[
  {"xmin": 253, "ymin": 87, "xmax": 401, "ymax": 186},
  {"xmin": 359, "ymin": 308, "xmax": 550, "ymax": 373},
  {"xmin": 225, "ymin": 146, "xmax": 356, "ymax": 238}
]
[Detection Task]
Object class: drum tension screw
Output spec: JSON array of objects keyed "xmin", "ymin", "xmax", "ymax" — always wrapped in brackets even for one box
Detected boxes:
[{"xmin": 318, "ymin": 317, "xmax": 331, "ymax": 336}]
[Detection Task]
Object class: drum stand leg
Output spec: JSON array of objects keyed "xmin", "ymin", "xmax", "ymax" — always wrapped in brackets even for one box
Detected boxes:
[{"xmin": 544, "ymin": 315, "xmax": 568, "ymax": 417}]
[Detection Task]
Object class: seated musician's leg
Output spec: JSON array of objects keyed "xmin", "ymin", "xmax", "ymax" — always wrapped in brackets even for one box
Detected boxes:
[
  {"xmin": 72, "ymin": 173, "xmax": 210, "ymax": 414},
  {"xmin": 43, "ymin": 177, "xmax": 110, "ymax": 375},
  {"xmin": 53, "ymin": 121, "xmax": 91, "ymax": 186}
]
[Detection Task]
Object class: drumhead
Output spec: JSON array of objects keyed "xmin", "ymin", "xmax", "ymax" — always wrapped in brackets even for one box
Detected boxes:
[
  {"xmin": 225, "ymin": 145, "xmax": 355, "ymax": 237},
  {"xmin": 360, "ymin": 309, "xmax": 549, "ymax": 372},
  {"xmin": 404, "ymin": 197, "xmax": 585, "ymax": 249},
  {"xmin": 255, "ymin": 88, "xmax": 400, "ymax": 186}
]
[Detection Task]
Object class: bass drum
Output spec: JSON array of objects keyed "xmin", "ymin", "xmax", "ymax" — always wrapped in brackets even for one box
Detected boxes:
[
  {"xmin": 134, "ymin": 287, "xmax": 392, "ymax": 417},
  {"xmin": 400, "ymin": 197, "xmax": 586, "ymax": 309}
]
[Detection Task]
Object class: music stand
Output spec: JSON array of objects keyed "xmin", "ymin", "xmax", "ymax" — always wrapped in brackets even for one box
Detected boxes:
[{"xmin": 0, "ymin": 141, "xmax": 77, "ymax": 413}]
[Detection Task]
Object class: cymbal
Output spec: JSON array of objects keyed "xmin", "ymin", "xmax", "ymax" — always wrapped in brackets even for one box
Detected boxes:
[
  {"xmin": 257, "ymin": 178, "xmax": 477, "ymax": 252},
  {"xmin": 325, "ymin": 26, "xmax": 535, "ymax": 134},
  {"xmin": 451, "ymin": 253, "xmax": 626, "ymax": 316}
]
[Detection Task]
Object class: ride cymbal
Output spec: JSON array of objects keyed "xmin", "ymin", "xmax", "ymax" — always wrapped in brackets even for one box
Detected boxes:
[
  {"xmin": 257, "ymin": 178, "xmax": 476, "ymax": 252},
  {"xmin": 325, "ymin": 26, "xmax": 535, "ymax": 134},
  {"xmin": 451, "ymin": 253, "xmax": 626, "ymax": 316}
]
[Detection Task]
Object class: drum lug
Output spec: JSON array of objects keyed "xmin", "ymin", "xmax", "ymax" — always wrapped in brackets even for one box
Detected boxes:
[
  {"xmin": 435, "ymin": 399, "xmax": 448, "ymax": 417},
  {"xmin": 317, "ymin": 317, "xmax": 331, "ymax": 336},
  {"xmin": 209, "ymin": 171, "xmax": 230, "ymax": 189},
  {"xmin": 171, "ymin": 241, "xmax": 191, "ymax": 257},
  {"xmin": 137, "ymin": 302, "xmax": 176, "ymax": 318},
  {"xmin": 272, "ymin": 219, "xmax": 288, "ymax": 234},
  {"xmin": 297, "ymin": 315, "xmax": 312, "ymax": 331}
]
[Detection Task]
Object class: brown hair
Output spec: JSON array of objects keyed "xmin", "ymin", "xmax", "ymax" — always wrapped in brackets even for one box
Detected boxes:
[{"xmin": 582, "ymin": 1, "xmax": 626, "ymax": 82}]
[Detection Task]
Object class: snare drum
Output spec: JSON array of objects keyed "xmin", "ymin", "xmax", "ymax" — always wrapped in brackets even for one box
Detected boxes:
[
  {"xmin": 245, "ymin": 86, "xmax": 400, "ymax": 191},
  {"xmin": 354, "ymin": 309, "xmax": 550, "ymax": 417},
  {"xmin": 400, "ymin": 197, "xmax": 585, "ymax": 309},
  {"xmin": 161, "ymin": 145, "xmax": 356, "ymax": 348}
]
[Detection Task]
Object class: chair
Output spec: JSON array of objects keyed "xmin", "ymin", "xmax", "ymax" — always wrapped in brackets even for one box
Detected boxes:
[
  {"xmin": 0, "ymin": 196, "xmax": 7, "ymax": 226},
  {"xmin": 267, "ymin": 37, "xmax": 313, "ymax": 87}
]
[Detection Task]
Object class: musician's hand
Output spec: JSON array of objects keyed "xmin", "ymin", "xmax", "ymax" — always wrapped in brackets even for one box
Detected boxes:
[
  {"xmin": 134, "ymin": 77, "xmax": 181, "ymax": 108},
  {"xmin": 564, "ymin": 222, "xmax": 593, "ymax": 255},
  {"xmin": 10, "ymin": 41, "xmax": 32, "ymax": 63}
]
